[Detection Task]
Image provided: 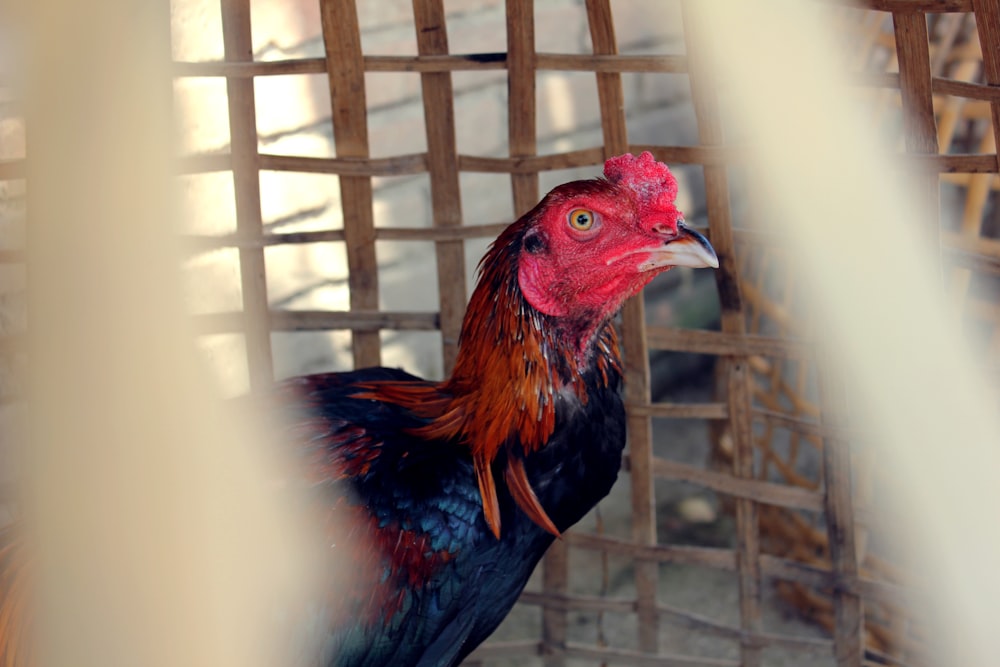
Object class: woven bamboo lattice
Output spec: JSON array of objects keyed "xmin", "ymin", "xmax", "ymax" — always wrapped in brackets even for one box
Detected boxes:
[
  {"xmin": 711, "ymin": 7, "xmax": 1000, "ymax": 667},
  {"xmin": 143, "ymin": 1, "xmax": 1000, "ymax": 666},
  {"xmin": 3, "ymin": 1, "xmax": 999, "ymax": 666}
]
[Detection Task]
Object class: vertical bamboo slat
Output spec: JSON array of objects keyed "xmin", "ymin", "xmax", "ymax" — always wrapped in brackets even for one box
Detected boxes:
[
  {"xmin": 540, "ymin": 537, "xmax": 568, "ymax": 666},
  {"xmin": 320, "ymin": 0, "xmax": 381, "ymax": 369},
  {"xmin": 220, "ymin": 0, "xmax": 274, "ymax": 390},
  {"xmin": 585, "ymin": 0, "xmax": 660, "ymax": 656},
  {"xmin": 502, "ymin": 2, "xmax": 566, "ymax": 662},
  {"xmin": 506, "ymin": 0, "xmax": 539, "ymax": 216},
  {"xmin": 892, "ymin": 11, "xmax": 941, "ymax": 248},
  {"xmin": 413, "ymin": 0, "xmax": 466, "ymax": 375},
  {"xmin": 681, "ymin": 3, "xmax": 762, "ymax": 666},
  {"xmin": 819, "ymin": 370, "xmax": 864, "ymax": 667},
  {"xmin": 586, "ymin": 0, "xmax": 630, "ymax": 152},
  {"xmin": 972, "ymin": 0, "xmax": 1000, "ymax": 168}
]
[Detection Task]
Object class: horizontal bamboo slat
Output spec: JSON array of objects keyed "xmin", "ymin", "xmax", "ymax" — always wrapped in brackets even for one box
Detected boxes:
[
  {"xmin": 566, "ymin": 533, "xmax": 916, "ymax": 609},
  {"xmin": 173, "ymin": 53, "xmax": 689, "ymax": 77},
  {"xmin": 194, "ymin": 309, "xmax": 440, "ymax": 333}
]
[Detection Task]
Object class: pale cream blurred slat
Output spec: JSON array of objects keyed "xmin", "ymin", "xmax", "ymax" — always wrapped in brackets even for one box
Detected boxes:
[{"xmin": 20, "ymin": 0, "xmax": 325, "ymax": 665}]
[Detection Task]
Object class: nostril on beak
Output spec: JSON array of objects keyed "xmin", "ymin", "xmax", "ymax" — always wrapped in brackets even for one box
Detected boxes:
[{"xmin": 652, "ymin": 222, "xmax": 676, "ymax": 237}]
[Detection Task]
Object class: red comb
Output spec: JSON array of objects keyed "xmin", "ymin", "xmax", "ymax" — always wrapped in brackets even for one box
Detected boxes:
[{"xmin": 603, "ymin": 152, "xmax": 678, "ymax": 206}]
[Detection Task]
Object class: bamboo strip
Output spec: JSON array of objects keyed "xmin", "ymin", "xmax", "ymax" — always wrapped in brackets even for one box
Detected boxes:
[
  {"xmin": 536, "ymin": 53, "xmax": 687, "ymax": 72},
  {"xmin": 892, "ymin": 14, "xmax": 937, "ymax": 138},
  {"xmin": 628, "ymin": 402, "xmax": 728, "ymax": 419},
  {"xmin": 162, "ymin": 149, "xmax": 1000, "ymax": 179},
  {"xmin": 560, "ymin": 643, "xmax": 738, "ymax": 667},
  {"xmin": 565, "ymin": 533, "xmax": 915, "ymax": 608},
  {"xmin": 563, "ymin": 533, "xmax": 751, "ymax": 579},
  {"xmin": 174, "ymin": 57, "xmax": 327, "ymax": 77},
  {"xmin": 261, "ymin": 153, "xmax": 429, "ymax": 176},
  {"xmin": 517, "ymin": 590, "xmax": 635, "ymax": 614},
  {"xmin": 972, "ymin": 0, "xmax": 1000, "ymax": 176},
  {"xmin": 585, "ymin": 0, "xmax": 662, "ymax": 655},
  {"xmin": 761, "ymin": 555, "xmax": 929, "ymax": 608},
  {"xmin": 629, "ymin": 144, "xmax": 747, "ymax": 166},
  {"xmin": 505, "ymin": 0, "xmax": 539, "ymax": 216},
  {"xmin": 593, "ymin": 506, "xmax": 612, "ymax": 652},
  {"xmin": 863, "ymin": 647, "xmax": 923, "ymax": 667},
  {"xmin": 856, "ymin": 0, "xmax": 972, "ymax": 11},
  {"xmin": 648, "ymin": 457, "xmax": 825, "ymax": 513},
  {"xmin": 462, "ymin": 148, "xmax": 603, "ymax": 173},
  {"xmin": 853, "ymin": 71, "xmax": 1000, "ymax": 103},
  {"xmin": 466, "ymin": 639, "xmax": 543, "ymax": 660},
  {"xmin": 753, "ymin": 407, "xmax": 859, "ymax": 441},
  {"xmin": 460, "ymin": 145, "xmax": 740, "ymax": 172},
  {"xmin": 911, "ymin": 153, "xmax": 1000, "ymax": 173},
  {"xmin": 172, "ymin": 53, "xmax": 687, "ymax": 78},
  {"xmin": 194, "ymin": 309, "xmax": 439, "ymax": 334},
  {"xmin": 472, "ymin": 639, "xmax": 793, "ymax": 667},
  {"xmin": 929, "ymin": 73, "xmax": 1000, "ymax": 102},
  {"xmin": 541, "ymin": 538, "xmax": 569, "ymax": 667},
  {"xmin": 655, "ymin": 602, "xmax": 834, "ymax": 654},
  {"xmin": 818, "ymin": 371, "xmax": 865, "ymax": 667},
  {"xmin": 180, "ymin": 223, "xmax": 510, "ymax": 253},
  {"xmin": 645, "ymin": 327, "xmax": 813, "ymax": 359},
  {"xmin": 183, "ymin": 230, "xmax": 345, "ymax": 250},
  {"xmin": 893, "ymin": 10, "xmax": 942, "ymax": 247},
  {"xmin": 682, "ymin": 3, "xmax": 762, "ymax": 664},
  {"xmin": 588, "ymin": 0, "xmax": 630, "ymax": 157},
  {"xmin": 413, "ymin": 0, "xmax": 466, "ymax": 374},
  {"xmin": 351, "ymin": 222, "xmax": 515, "ymax": 241},
  {"xmin": 941, "ymin": 242, "xmax": 1000, "ymax": 276},
  {"xmin": 367, "ymin": 54, "xmax": 505, "ymax": 72},
  {"xmin": 321, "ymin": 0, "xmax": 381, "ymax": 368},
  {"xmin": 220, "ymin": 0, "xmax": 274, "ymax": 390},
  {"xmin": 501, "ymin": 2, "xmax": 561, "ymax": 659}
]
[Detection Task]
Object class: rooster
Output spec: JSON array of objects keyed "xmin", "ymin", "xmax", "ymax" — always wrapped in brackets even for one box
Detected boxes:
[{"xmin": 0, "ymin": 152, "xmax": 717, "ymax": 666}]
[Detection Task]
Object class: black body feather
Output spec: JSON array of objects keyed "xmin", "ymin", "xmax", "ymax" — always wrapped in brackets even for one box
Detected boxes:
[{"xmin": 283, "ymin": 350, "xmax": 625, "ymax": 667}]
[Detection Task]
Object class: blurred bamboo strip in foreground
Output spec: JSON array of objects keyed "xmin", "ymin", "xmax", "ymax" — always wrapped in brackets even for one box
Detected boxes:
[{"xmin": 16, "ymin": 1, "xmax": 325, "ymax": 665}]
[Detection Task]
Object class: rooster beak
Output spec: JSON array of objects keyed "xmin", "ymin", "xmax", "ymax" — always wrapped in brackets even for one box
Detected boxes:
[{"xmin": 641, "ymin": 221, "xmax": 719, "ymax": 270}]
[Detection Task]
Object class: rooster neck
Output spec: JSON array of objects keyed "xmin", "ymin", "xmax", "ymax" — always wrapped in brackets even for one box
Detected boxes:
[
  {"xmin": 435, "ymin": 239, "xmax": 622, "ymax": 538},
  {"xmin": 362, "ymin": 233, "xmax": 623, "ymax": 539},
  {"xmin": 444, "ymin": 237, "xmax": 622, "ymax": 448}
]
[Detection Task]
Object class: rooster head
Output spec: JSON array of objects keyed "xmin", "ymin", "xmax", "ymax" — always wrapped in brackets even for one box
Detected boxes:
[
  {"xmin": 517, "ymin": 152, "xmax": 718, "ymax": 328},
  {"xmin": 377, "ymin": 153, "xmax": 719, "ymax": 541}
]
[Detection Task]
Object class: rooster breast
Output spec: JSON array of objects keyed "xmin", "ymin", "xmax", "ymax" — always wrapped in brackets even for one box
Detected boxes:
[{"xmin": 282, "ymin": 358, "xmax": 625, "ymax": 667}]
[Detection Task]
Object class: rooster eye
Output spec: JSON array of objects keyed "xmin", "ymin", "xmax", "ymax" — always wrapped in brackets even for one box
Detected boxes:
[{"xmin": 567, "ymin": 208, "xmax": 596, "ymax": 232}]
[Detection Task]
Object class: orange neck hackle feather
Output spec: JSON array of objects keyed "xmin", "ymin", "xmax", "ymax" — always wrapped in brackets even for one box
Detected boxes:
[
  {"xmin": 357, "ymin": 221, "xmax": 621, "ymax": 539},
  {"xmin": 0, "ymin": 529, "xmax": 30, "ymax": 667}
]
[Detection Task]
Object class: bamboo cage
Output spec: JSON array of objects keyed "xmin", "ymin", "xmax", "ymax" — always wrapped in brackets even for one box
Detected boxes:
[
  {"xmin": 2, "ymin": 1, "xmax": 1000, "ymax": 666},
  {"xmin": 711, "ymin": 8, "xmax": 1000, "ymax": 666}
]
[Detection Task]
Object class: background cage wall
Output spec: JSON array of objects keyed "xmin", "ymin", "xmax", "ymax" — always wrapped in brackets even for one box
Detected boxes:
[{"xmin": 4, "ymin": 1, "xmax": 1000, "ymax": 666}]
